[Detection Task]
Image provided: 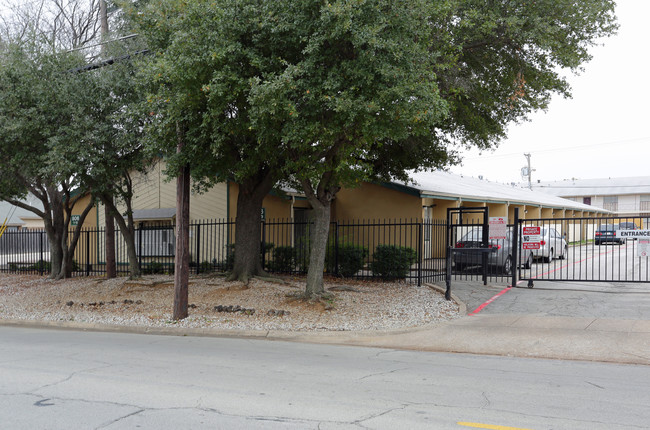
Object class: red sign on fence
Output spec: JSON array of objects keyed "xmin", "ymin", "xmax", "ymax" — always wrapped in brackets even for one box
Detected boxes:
[
  {"xmin": 523, "ymin": 226, "xmax": 541, "ymax": 235},
  {"xmin": 522, "ymin": 226, "xmax": 541, "ymax": 249}
]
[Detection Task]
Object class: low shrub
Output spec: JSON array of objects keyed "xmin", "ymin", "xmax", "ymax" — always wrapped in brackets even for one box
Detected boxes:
[
  {"xmin": 370, "ymin": 245, "xmax": 417, "ymax": 280},
  {"xmin": 198, "ymin": 260, "xmax": 217, "ymax": 273},
  {"xmin": 267, "ymin": 246, "xmax": 297, "ymax": 273},
  {"xmin": 326, "ymin": 244, "xmax": 368, "ymax": 277},
  {"xmin": 30, "ymin": 260, "xmax": 51, "ymax": 272},
  {"xmin": 142, "ymin": 261, "xmax": 174, "ymax": 275}
]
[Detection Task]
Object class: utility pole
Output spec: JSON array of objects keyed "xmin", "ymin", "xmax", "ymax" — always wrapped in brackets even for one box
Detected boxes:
[
  {"xmin": 523, "ymin": 153, "xmax": 535, "ymax": 190},
  {"xmin": 99, "ymin": 0, "xmax": 117, "ymax": 278},
  {"xmin": 100, "ymin": 0, "xmax": 109, "ymax": 48}
]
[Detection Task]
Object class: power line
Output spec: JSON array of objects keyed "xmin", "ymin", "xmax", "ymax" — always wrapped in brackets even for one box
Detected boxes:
[
  {"xmin": 69, "ymin": 49, "xmax": 149, "ymax": 73},
  {"xmin": 67, "ymin": 33, "xmax": 138, "ymax": 53},
  {"xmin": 462, "ymin": 136, "xmax": 650, "ymax": 161}
]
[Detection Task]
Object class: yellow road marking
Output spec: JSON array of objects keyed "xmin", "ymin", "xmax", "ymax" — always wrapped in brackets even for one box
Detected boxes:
[{"xmin": 457, "ymin": 423, "xmax": 535, "ymax": 430}]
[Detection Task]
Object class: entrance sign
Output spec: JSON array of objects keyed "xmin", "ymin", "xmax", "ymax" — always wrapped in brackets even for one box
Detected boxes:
[
  {"xmin": 618, "ymin": 229, "xmax": 650, "ymax": 239},
  {"xmin": 489, "ymin": 217, "xmax": 507, "ymax": 240},
  {"xmin": 522, "ymin": 226, "xmax": 541, "ymax": 250}
]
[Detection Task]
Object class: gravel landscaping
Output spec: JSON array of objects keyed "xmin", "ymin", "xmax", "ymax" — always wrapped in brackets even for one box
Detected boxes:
[{"xmin": 0, "ymin": 274, "xmax": 461, "ymax": 332}]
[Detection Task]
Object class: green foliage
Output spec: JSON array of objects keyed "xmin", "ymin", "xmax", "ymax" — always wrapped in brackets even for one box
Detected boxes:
[
  {"xmin": 0, "ymin": 38, "xmax": 147, "ymax": 277},
  {"xmin": 370, "ymin": 245, "xmax": 417, "ymax": 281},
  {"xmin": 326, "ymin": 244, "xmax": 368, "ymax": 278},
  {"xmin": 198, "ymin": 260, "xmax": 217, "ymax": 273},
  {"xmin": 267, "ymin": 246, "xmax": 297, "ymax": 273},
  {"xmin": 8, "ymin": 259, "xmax": 52, "ymax": 273},
  {"xmin": 142, "ymin": 261, "xmax": 175, "ymax": 275},
  {"xmin": 125, "ymin": 0, "xmax": 616, "ymax": 289},
  {"xmin": 33, "ymin": 260, "xmax": 52, "ymax": 273}
]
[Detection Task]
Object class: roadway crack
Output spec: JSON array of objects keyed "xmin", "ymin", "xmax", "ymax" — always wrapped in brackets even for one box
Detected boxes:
[
  {"xmin": 353, "ymin": 405, "xmax": 407, "ymax": 427},
  {"xmin": 586, "ymin": 381, "xmax": 605, "ymax": 389},
  {"xmin": 26, "ymin": 364, "xmax": 113, "ymax": 395},
  {"xmin": 358, "ymin": 367, "xmax": 410, "ymax": 381},
  {"xmin": 95, "ymin": 409, "xmax": 146, "ymax": 429}
]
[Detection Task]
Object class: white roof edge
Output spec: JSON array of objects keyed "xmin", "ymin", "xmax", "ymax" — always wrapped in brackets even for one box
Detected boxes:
[{"xmin": 395, "ymin": 171, "xmax": 610, "ymax": 214}]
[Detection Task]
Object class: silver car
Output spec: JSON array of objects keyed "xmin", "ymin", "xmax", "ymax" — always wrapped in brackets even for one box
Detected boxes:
[
  {"xmin": 452, "ymin": 228, "xmax": 534, "ymax": 274},
  {"xmin": 533, "ymin": 227, "xmax": 568, "ymax": 262}
]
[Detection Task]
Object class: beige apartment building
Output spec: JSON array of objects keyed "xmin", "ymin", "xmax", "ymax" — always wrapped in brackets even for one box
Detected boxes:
[{"xmin": 533, "ymin": 176, "xmax": 650, "ymax": 227}]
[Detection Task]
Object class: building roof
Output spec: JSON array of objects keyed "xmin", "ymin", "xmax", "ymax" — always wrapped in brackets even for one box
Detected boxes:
[
  {"xmin": 130, "ymin": 208, "xmax": 176, "ymax": 220},
  {"xmin": 531, "ymin": 176, "xmax": 650, "ymax": 197},
  {"xmin": 0, "ymin": 197, "xmax": 44, "ymax": 227},
  {"xmin": 391, "ymin": 171, "xmax": 607, "ymax": 213}
]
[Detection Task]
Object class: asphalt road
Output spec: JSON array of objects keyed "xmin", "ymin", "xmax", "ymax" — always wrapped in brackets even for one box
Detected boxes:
[{"xmin": 1, "ymin": 326, "xmax": 649, "ymax": 430}]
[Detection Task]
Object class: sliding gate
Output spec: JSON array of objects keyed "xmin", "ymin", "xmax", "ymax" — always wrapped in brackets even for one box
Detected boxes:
[
  {"xmin": 518, "ymin": 215, "xmax": 650, "ymax": 287},
  {"xmin": 445, "ymin": 207, "xmax": 521, "ymax": 298}
]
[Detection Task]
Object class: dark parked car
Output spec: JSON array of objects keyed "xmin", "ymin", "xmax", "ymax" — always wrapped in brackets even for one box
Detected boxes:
[
  {"xmin": 617, "ymin": 222, "xmax": 638, "ymax": 230},
  {"xmin": 452, "ymin": 228, "xmax": 533, "ymax": 274},
  {"xmin": 595, "ymin": 224, "xmax": 624, "ymax": 245}
]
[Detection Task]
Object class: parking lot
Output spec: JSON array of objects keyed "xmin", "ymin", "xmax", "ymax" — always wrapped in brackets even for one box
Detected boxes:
[
  {"xmin": 447, "ymin": 275, "xmax": 650, "ymax": 319},
  {"xmin": 524, "ymin": 240, "xmax": 650, "ymax": 283}
]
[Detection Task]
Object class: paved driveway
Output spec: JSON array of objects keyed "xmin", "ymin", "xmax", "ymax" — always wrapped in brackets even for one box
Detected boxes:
[{"xmin": 445, "ymin": 279, "xmax": 650, "ymax": 319}]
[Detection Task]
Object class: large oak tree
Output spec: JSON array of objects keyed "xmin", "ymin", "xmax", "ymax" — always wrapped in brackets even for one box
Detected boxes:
[
  {"xmin": 0, "ymin": 44, "xmax": 96, "ymax": 278},
  {"xmin": 127, "ymin": 0, "xmax": 616, "ymax": 309}
]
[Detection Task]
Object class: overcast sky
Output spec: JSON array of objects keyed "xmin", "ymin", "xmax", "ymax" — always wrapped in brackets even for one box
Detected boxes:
[
  {"xmin": 1, "ymin": 1, "xmax": 645, "ymax": 188},
  {"xmin": 449, "ymin": 0, "xmax": 649, "ymax": 185}
]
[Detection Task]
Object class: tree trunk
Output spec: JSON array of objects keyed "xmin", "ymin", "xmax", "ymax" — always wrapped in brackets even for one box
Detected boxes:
[
  {"xmin": 101, "ymin": 195, "xmax": 140, "ymax": 278},
  {"xmin": 227, "ymin": 172, "xmax": 275, "ymax": 283},
  {"xmin": 173, "ymin": 162, "xmax": 191, "ymax": 320},
  {"xmin": 50, "ymin": 189, "xmax": 67, "ymax": 279},
  {"xmin": 105, "ymin": 204, "xmax": 116, "ymax": 278},
  {"xmin": 60, "ymin": 198, "xmax": 94, "ymax": 279},
  {"xmin": 112, "ymin": 214, "xmax": 139, "ymax": 278},
  {"xmin": 304, "ymin": 200, "xmax": 331, "ymax": 298},
  {"xmin": 300, "ymin": 175, "xmax": 339, "ymax": 299},
  {"xmin": 48, "ymin": 229, "xmax": 64, "ymax": 279}
]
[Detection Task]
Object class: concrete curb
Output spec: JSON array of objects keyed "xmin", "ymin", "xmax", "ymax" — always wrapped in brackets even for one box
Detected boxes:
[
  {"xmin": 3, "ymin": 287, "xmax": 649, "ymax": 366},
  {"xmin": 426, "ymin": 283, "xmax": 467, "ymax": 315}
]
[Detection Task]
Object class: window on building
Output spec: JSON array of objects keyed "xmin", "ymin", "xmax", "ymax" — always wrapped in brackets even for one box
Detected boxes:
[
  {"xmin": 583, "ymin": 197, "xmax": 591, "ymax": 205},
  {"xmin": 603, "ymin": 196, "xmax": 618, "ymax": 212},
  {"xmin": 135, "ymin": 224, "xmax": 175, "ymax": 256},
  {"xmin": 641, "ymin": 195, "xmax": 650, "ymax": 212}
]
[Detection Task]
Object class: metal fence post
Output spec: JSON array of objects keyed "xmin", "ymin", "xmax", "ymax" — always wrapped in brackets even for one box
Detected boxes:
[
  {"xmin": 445, "ymin": 209, "xmax": 452, "ymax": 300},
  {"xmin": 418, "ymin": 220, "xmax": 423, "ymax": 286},
  {"xmin": 85, "ymin": 230, "xmax": 91, "ymax": 276},
  {"xmin": 511, "ymin": 208, "xmax": 519, "ymax": 288},
  {"xmin": 261, "ymin": 220, "xmax": 266, "ymax": 269},
  {"xmin": 481, "ymin": 207, "xmax": 489, "ymax": 286},
  {"xmin": 138, "ymin": 225, "xmax": 142, "ymax": 272},
  {"xmin": 39, "ymin": 231, "xmax": 44, "ymax": 276},
  {"xmin": 334, "ymin": 221, "xmax": 339, "ymax": 276},
  {"xmin": 195, "ymin": 223, "xmax": 201, "ymax": 274}
]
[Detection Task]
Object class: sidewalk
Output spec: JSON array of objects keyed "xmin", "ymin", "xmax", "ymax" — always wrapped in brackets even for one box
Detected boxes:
[
  {"xmin": 266, "ymin": 282, "xmax": 650, "ymax": 365},
  {"xmin": 3, "ymin": 298, "xmax": 649, "ymax": 366},
  {"xmin": 276, "ymin": 313, "xmax": 650, "ymax": 366}
]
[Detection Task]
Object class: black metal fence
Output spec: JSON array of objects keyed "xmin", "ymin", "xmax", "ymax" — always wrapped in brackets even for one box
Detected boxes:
[
  {"xmin": 446, "ymin": 207, "xmax": 521, "ymax": 284},
  {"xmin": 519, "ymin": 216, "xmax": 650, "ymax": 285},
  {"xmin": 0, "ymin": 218, "xmax": 449, "ymax": 284},
  {"xmin": 6, "ymin": 215, "xmax": 646, "ymax": 286}
]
